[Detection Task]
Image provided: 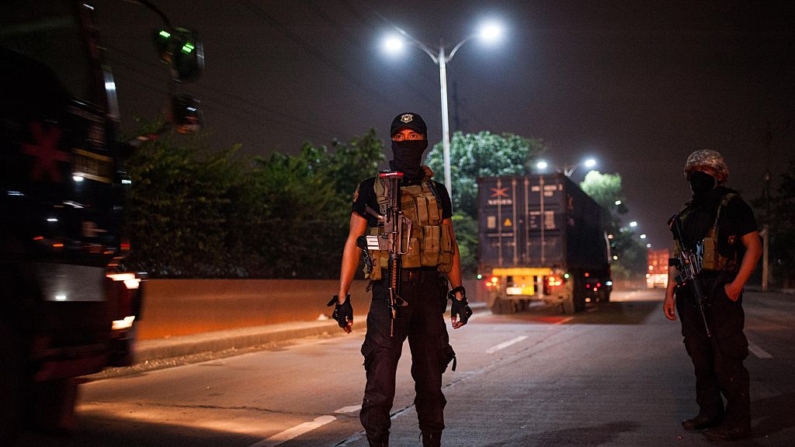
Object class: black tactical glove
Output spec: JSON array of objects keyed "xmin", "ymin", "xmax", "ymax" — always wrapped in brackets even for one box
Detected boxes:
[
  {"xmin": 327, "ymin": 294, "xmax": 353, "ymax": 329},
  {"xmin": 448, "ymin": 286, "xmax": 472, "ymax": 326}
]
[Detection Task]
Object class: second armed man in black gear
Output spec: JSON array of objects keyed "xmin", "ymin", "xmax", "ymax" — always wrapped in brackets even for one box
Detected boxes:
[
  {"xmin": 664, "ymin": 149, "xmax": 761, "ymax": 442},
  {"xmin": 330, "ymin": 112, "xmax": 471, "ymax": 447}
]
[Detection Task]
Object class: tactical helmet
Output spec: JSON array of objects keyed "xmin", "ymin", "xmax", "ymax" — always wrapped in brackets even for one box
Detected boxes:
[{"xmin": 684, "ymin": 149, "xmax": 728, "ymax": 184}]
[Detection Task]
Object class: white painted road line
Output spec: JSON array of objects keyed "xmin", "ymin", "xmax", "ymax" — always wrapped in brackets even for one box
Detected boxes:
[
  {"xmin": 334, "ymin": 405, "xmax": 362, "ymax": 414},
  {"xmin": 748, "ymin": 341, "xmax": 773, "ymax": 359},
  {"xmin": 486, "ymin": 336, "xmax": 528, "ymax": 354},
  {"xmin": 248, "ymin": 415, "xmax": 336, "ymax": 447}
]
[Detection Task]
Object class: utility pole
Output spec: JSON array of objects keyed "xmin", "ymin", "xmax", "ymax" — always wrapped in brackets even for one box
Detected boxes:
[{"xmin": 762, "ymin": 121, "xmax": 772, "ymax": 291}]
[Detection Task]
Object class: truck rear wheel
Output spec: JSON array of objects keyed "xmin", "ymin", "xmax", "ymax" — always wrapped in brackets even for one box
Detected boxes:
[
  {"xmin": 25, "ymin": 378, "xmax": 80, "ymax": 433},
  {"xmin": 571, "ymin": 277, "xmax": 587, "ymax": 312},
  {"xmin": 0, "ymin": 318, "xmax": 23, "ymax": 446},
  {"xmin": 490, "ymin": 297, "xmax": 509, "ymax": 314},
  {"xmin": 562, "ymin": 297, "xmax": 575, "ymax": 314}
]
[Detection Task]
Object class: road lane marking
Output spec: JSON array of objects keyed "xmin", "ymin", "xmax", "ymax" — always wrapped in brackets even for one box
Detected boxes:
[
  {"xmin": 248, "ymin": 415, "xmax": 336, "ymax": 447},
  {"xmin": 748, "ymin": 341, "xmax": 772, "ymax": 359},
  {"xmin": 486, "ymin": 336, "xmax": 528, "ymax": 354},
  {"xmin": 334, "ymin": 405, "xmax": 361, "ymax": 414}
]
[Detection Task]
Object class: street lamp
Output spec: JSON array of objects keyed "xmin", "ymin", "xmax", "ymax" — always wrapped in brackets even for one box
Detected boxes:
[
  {"xmin": 384, "ymin": 21, "xmax": 504, "ymax": 196},
  {"xmin": 535, "ymin": 157, "xmax": 597, "ymax": 177}
]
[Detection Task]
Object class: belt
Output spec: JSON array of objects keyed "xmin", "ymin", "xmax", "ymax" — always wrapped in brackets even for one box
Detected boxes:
[{"xmin": 400, "ymin": 269, "xmax": 439, "ymax": 283}]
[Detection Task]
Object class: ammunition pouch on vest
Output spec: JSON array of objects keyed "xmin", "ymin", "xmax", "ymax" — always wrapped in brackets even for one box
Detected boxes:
[
  {"xmin": 365, "ymin": 169, "xmax": 453, "ymax": 281},
  {"xmin": 675, "ymin": 192, "xmax": 739, "ymax": 273}
]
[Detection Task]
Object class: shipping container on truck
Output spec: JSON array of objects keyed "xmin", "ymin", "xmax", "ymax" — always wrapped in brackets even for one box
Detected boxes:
[
  {"xmin": 646, "ymin": 248, "xmax": 670, "ymax": 289},
  {"xmin": 1, "ymin": 0, "xmax": 203, "ymax": 440},
  {"xmin": 477, "ymin": 174, "xmax": 612, "ymax": 314}
]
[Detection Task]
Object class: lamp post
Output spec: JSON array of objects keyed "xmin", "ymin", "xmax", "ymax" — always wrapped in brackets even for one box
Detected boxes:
[
  {"xmin": 563, "ymin": 158, "xmax": 596, "ymax": 177},
  {"xmin": 384, "ymin": 22, "xmax": 503, "ymax": 196}
]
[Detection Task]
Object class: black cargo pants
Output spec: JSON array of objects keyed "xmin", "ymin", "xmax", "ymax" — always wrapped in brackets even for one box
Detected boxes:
[
  {"xmin": 360, "ymin": 270, "xmax": 452, "ymax": 443},
  {"xmin": 675, "ymin": 274, "xmax": 750, "ymax": 429}
]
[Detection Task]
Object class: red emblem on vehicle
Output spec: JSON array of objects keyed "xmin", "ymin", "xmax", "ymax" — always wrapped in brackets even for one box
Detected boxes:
[
  {"xmin": 491, "ymin": 187, "xmax": 509, "ymax": 198},
  {"xmin": 22, "ymin": 122, "xmax": 68, "ymax": 182}
]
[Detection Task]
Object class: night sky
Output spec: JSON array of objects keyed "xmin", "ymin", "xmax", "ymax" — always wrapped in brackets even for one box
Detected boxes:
[{"xmin": 96, "ymin": 0, "xmax": 794, "ymax": 252}]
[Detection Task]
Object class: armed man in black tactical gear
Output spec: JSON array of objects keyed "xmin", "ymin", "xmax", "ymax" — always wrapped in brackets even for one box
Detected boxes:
[
  {"xmin": 330, "ymin": 112, "xmax": 470, "ymax": 447},
  {"xmin": 664, "ymin": 149, "xmax": 761, "ymax": 442}
]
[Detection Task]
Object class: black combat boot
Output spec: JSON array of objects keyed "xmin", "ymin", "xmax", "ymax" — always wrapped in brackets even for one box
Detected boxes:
[
  {"xmin": 367, "ymin": 437, "xmax": 388, "ymax": 447},
  {"xmin": 421, "ymin": 431, "xmax": 441, "ymax": 447}
]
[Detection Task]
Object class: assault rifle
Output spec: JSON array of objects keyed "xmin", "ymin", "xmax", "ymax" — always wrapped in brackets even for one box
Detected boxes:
[
  {"xmin": 668, "ymin": 214, "xmax": 711, "ymax": 337},
  {"xmin": 363, "ymin": 171, "xmax": 412, "ymax": 336}
]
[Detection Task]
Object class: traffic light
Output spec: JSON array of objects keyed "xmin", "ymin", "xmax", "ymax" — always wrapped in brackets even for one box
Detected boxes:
[{"xmin": 153, "ymin": 27, "xmax": 204, "ymax": 82}]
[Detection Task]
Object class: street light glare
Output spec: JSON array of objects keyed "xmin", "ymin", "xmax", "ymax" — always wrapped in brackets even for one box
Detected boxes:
[
  {"xmin": 379, "ymin": 19, "xmax": 507, "ymax": 197},
  {"xmin": 583, "ymin": 158, "xmax": 597, "ymax": 168},
  {"xmin": 478, "ymin": 22, "xmax": 503, "ymax": 42},
  {"xmin": 536, "ymin": 160, "xmax": 548, "ymax": 170},
  {"xmin": 384, "ymin": 36, "xmax": 404, "ymax": 53}
]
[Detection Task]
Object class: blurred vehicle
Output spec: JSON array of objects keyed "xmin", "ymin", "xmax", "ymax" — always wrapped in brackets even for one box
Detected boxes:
[
  {"xmin": 646, "ymin": 248, "xmax": 670, "ymax": 289},
  {"xmin": 1, "ymin": 0, "xmax": 202, "ymax": 439}
]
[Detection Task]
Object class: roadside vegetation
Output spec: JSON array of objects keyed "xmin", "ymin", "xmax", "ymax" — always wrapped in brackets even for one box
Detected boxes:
[{"xmin": 124, "ymin": 124, "xmax": 733, "ymax": 284}]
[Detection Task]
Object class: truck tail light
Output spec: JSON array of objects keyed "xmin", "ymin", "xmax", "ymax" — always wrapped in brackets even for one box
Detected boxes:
[{"xmin": 106, "ymin": 272, "xmax": 140, "ymax": 290}]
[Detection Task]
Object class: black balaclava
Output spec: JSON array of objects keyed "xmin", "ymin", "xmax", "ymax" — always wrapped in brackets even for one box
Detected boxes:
[
  {"xmin": 689, "ymin": 171, "xmax": 717, "ymax": 198},
  {"xmin": 389, "ymin": 112, "xmax": 428, "ymax": 182},
  {"xmin": 390, "ymin": 139, "xmax": 427, "ymax": 181}
]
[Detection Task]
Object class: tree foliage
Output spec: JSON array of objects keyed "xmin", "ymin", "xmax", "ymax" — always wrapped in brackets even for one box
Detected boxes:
[
  {"xmin": 123, "ymin": 136, "xmax": 244, "ymax": 277},
  {"xmin": 123, "ymin": 126, "xmax": 385, "ymax": 278},
  {"xmin": 580, "ymin": 171, "xmax": 646, "ymax": 279},
  {"xmin": 756, "ymin": 158, "xmax": 795, "ymax": 287},
  {"xmin": 425, "ymin": 131, "xmax": 546, "ymax": 217},
  {"xmin": 422, "ymin": 131, "xmax": 547, "ymax": 276}
]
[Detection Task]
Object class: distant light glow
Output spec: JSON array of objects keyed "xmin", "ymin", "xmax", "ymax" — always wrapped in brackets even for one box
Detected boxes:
[
  {"xmin": 640, "ymin": 234, "xmax": 647, "ymax": 239},
  {"xmin": 629, "ymin": 221, "xmax": 638, "ymax": 227},
  {"xmin": 73, "ymin": 175, "xmax": 84, "ymax": 182},
  {"xmin": 583, "ymin": 158, "xmax": 597, "ymax": 169},
  {"xmin": 47, "ymin": 218, "xmax": 58, "ymax": 222},
  {"xmin": 55, "ymin": 294, "xmax": 67, "ymax": 301},
  {"xmin": 536, "ymin": 160, "xmax": 548, "ymax": 170}
]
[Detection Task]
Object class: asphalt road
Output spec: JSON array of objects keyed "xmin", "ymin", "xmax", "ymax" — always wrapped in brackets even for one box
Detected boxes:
[{"xmin": 18, "ymin": 289, "xmax": 795, "ymax": 447}]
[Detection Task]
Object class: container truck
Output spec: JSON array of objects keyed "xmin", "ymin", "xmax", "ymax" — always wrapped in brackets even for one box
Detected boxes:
[{"xmin": 477, "ymin": 174, "xmax": 612, "ymax": 314}]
